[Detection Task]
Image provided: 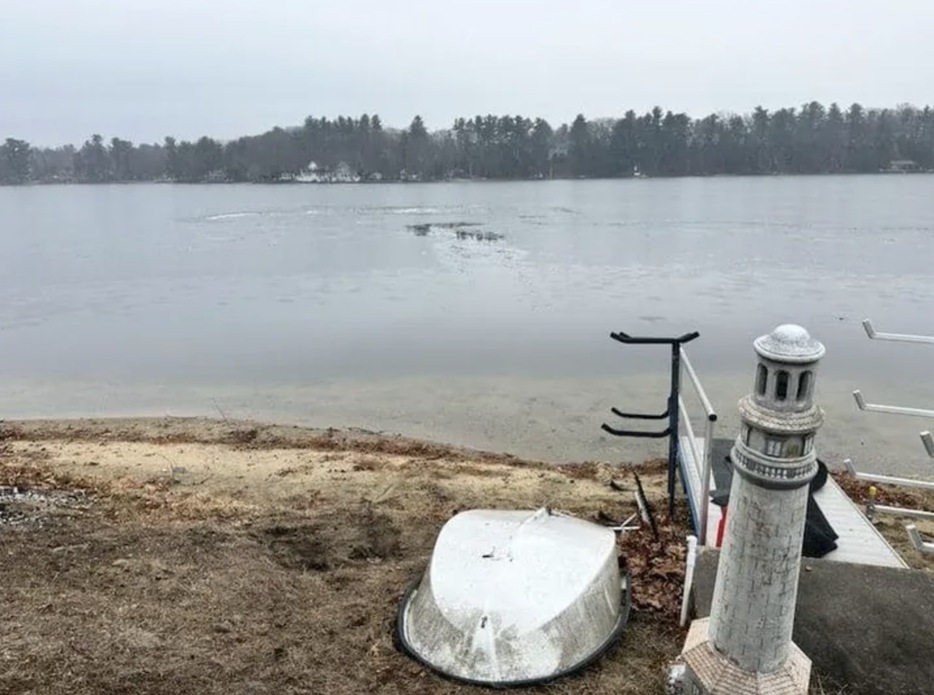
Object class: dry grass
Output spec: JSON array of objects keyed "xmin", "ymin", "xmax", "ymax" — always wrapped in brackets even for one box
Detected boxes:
[
  {"xmin": 809, "ymin": 674, "xmax": 852, "ymax": 695},
  {"xmin": 0, "ymin": 419, "xmax": 687, "ymax": 695},
  {"xmin": 4, "ymin": 418, "xmax": 925, "ymax": 694}
]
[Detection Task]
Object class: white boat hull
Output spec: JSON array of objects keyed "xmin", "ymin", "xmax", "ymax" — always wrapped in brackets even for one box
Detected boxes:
[{"xmin": 397, "ymin": 508, "xmax": 630, "ymax": 685}]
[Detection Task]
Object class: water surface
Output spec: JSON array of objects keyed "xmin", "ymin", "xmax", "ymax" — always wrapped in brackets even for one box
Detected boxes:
[{"xmin": 2, "ymin": 177, "xmax": 933, "ymax": 473}]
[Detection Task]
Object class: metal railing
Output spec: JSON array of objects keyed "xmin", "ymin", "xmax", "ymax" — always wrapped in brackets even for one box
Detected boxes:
[
  {"xmin": 677, "ymin": 349, "xmax": 717, "ymax": 545},
  {"xmin": 853, "ymin": 390, "xmax": 934, "ymax": 419},
  {"xmin": 601, "ymin": 330, "xmax": 700, "ymax": 516},
  {"xmin": 854, "ymin": 318, "xmax": 934, "ymax": 459},
  {"xmin": 922, "ymin": 432, "xmax": 934, "ymax": 459},
  {"xmin": 848, "ymin": 318, "xmax": 934, "ymax": 554},
  {"xmin": 600, "ymin": 331, "xmax": 718, "ymax": 540},
  {"xmin": 863, "ymin": 318, "xmax": 934, "ymax": 345},
  {"xmin": 843, "ymin": 458, "xmax": 934, "ymax": 491},
  {"xmin": 907, "ymin": 525, "xmax": 934, "ymax": 554}
]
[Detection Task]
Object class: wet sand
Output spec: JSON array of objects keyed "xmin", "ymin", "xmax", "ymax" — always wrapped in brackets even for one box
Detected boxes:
[{"xmin": 1, "ymin": 371, "xmax": 932, "ymax": 476}]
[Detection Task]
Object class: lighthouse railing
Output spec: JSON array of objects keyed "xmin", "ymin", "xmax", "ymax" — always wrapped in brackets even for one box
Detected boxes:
[{"xmin": 678, "ymin": 349, "xmax": 717, "ymax": 544}]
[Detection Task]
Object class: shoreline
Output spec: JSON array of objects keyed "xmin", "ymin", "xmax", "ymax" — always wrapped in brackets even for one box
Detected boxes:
[
  {"xmin": 5, "ymin": 170, "xmax": 934, "ymax": 188},
  {"xmin": 0, "ymin": 415, "xmax": 560, "ymax": 469},
  {"xmin": 2, "ymin": 366, "xmax": 931, "ymax": 476}
]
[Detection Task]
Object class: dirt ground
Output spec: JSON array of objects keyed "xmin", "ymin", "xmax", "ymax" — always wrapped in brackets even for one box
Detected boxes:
[
  {"xmin": 2, "ymin": 418, "xmax": 931, "ymax": 695},
  {"xmin": 0, "ymin": 418, "xmax": 689, "ymax": 695}
]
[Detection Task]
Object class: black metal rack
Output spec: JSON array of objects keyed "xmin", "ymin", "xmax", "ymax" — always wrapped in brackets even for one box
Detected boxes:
[{"xmin": 601, "ymin": 330, "xmax": 700, "ymax": 515}]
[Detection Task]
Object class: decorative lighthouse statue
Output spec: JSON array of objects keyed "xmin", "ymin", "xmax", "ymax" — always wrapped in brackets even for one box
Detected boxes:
[{"xmin": 682, "ymin": 324, "xmax": 825, "ymax": 694}]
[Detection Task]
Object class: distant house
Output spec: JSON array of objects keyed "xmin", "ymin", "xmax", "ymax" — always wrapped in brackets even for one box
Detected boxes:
[
  {"xmin": 332, "ymin": 162, "xmax": 360, "ymax": 183},
  {"xmin": 293, "ymin": 160, "xmax": 361, "ymax": 183},
  {"xmin": 884, "ymin": 159, "xmax": 921, "ymax": 173},
  {"xmin": 294, "ymin": 161, "xmax": 323, "ymax": 183},
  {"xmin": 203, "ymin": 169, "xmax": 227, "ymax": 183}
]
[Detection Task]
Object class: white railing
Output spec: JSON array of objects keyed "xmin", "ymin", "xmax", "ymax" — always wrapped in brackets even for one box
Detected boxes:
[
  {"xmin": 843, "ymin": 458, "xmax": 934, "ymax": 491},
  {"xmin": 920, "ymin": 431, "xmax": 934, "ymax": 458},
  {"xmin": 853, "ymin": 319, "xmax": 934, "ymax": 457},
  {"xmin": 678, "ymin": 348, "xmax": 717, "ymax": 545},
  {"xmin": 873, "ymin": 505, "xmax": 934, "ymax": 520},
  {"xmin": 849, "ymin": 318, "xmax": 934, "ymax": 554},
  {"xmin": 863, "ymin": 318, "xmax": 934, "ymax": 345},
  {"xmin": 907, "ymin": 525, "xmax": 934, "ymax": 555},
  {"xmin": 680, "ymin": 535, "xmax": 698, "ymax": 627},
  {"xmin": 853, "ymin": 390, "xmax": 934, "ymax": 419}
]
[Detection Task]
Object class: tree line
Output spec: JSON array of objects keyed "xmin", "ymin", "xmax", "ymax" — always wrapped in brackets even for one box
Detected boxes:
[{"xmin": 2, "ymin": 102, "xmax": 933, "ymax": 185}]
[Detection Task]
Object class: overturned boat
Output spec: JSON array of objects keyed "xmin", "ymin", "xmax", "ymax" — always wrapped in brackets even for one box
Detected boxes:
[{"xmin": 396, "ymin": 507, "xmax": 630, "ymax": 686}]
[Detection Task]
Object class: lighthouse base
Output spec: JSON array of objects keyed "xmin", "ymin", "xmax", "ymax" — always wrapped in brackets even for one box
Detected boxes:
[{"xmin": 680, "ymin": 619, "xmax": 811, "ymax": 695}]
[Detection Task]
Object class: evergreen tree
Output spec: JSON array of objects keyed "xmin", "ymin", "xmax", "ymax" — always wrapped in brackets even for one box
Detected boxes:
[
  {"xmin": 0, "ymin": 138, "xmax": 31, "ymax": 184},
  {"xmin": 5, "ymin": 101, "xmax": 934, "ymax": 185}
]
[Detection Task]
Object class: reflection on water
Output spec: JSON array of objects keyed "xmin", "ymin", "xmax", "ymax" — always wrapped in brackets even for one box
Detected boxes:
[{"xmin": 1, "ymin": 177, "xmax": 933, "ymax": 471}]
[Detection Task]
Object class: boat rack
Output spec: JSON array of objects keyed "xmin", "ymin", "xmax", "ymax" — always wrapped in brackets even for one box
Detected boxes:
[
  {"xmin": 601, "ymin": 330, "xmax": 719, "ymax": 543},
  {"xmin": 848, "ymin": 318, "xmax": 934, "ymax": 555}
]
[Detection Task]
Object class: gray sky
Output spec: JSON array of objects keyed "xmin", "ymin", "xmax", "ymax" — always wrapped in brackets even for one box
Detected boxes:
[{"xmin": 2, "ymin": 0, "xmax": 932, "ymax": 146}]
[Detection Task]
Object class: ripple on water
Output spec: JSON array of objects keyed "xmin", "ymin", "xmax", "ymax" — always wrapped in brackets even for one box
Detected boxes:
[{"xmin": 203, "ymin": 212, "xmax": 261, "ymax": 221}]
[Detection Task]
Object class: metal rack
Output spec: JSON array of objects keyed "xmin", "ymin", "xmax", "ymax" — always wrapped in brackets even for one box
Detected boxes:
[
  {"xmin": 849, "ymin": 319, "xmax": 934, "ymax": 554},
  {"xmin": 601, "ymin": 330, "xmax": 718, "ymax": 542}
]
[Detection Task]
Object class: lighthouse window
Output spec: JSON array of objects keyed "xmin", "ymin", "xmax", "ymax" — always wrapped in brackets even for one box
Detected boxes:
[
  {"xmin": 775, "ymin": 371, "xmax": 789, "ymax": 401},
  {"xmin": 765, "ymin": 438, "xmax": 783, "ymax": 457},
  {"xmin": 756, "ymin": 365, "xmax": 768, "ymax": 396},
  {"xmin": 797, "ymin": 371, "xmax": 811, "ymax": 401}
]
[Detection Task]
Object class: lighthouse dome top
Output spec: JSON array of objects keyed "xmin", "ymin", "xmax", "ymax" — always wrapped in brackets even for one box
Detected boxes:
[{"xmin": 754, "ymin": 324, "xmax": 826, "ymax": 364}]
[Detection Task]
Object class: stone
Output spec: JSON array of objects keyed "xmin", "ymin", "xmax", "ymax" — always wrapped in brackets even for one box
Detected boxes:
[
  {"xmin": 754, "ymin": 324, "xmax": 825, "ymax": 364},
  {"xmin": 682, "ymin": 619, "xmax": 810, "ymax": 695}
]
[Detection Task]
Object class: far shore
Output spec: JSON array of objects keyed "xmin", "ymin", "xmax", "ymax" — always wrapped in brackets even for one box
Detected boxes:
[{"xmin": 4, "ymin": 169, "xmax": 934, "ymax": 189}]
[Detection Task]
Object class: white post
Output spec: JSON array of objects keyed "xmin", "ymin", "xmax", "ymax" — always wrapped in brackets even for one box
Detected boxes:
[{"xmin": 680, "ymin": 535, "xmax": 699, "ymax": 627}]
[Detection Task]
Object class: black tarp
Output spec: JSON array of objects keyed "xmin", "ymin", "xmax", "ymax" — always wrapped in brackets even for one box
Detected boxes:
[{"xmin": 709, "ymin": 444, "xmax": 838, "ymax": 558}]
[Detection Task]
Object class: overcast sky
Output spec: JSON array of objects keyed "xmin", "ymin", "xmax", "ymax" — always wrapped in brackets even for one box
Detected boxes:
[{"xmin": 2, "ymin": 0, "xmax": 932, "ymax": 146}]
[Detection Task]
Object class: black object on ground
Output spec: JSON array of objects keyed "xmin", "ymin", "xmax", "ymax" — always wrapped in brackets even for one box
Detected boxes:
[{"xmin": 707, "ymin": 438, "xmax": 837, "ymax": 558}]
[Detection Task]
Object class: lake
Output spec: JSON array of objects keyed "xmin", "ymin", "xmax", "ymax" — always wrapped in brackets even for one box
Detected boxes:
[{"xmin": 1, "ymin": 177, "xmax": 933, "ymax": 473}]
